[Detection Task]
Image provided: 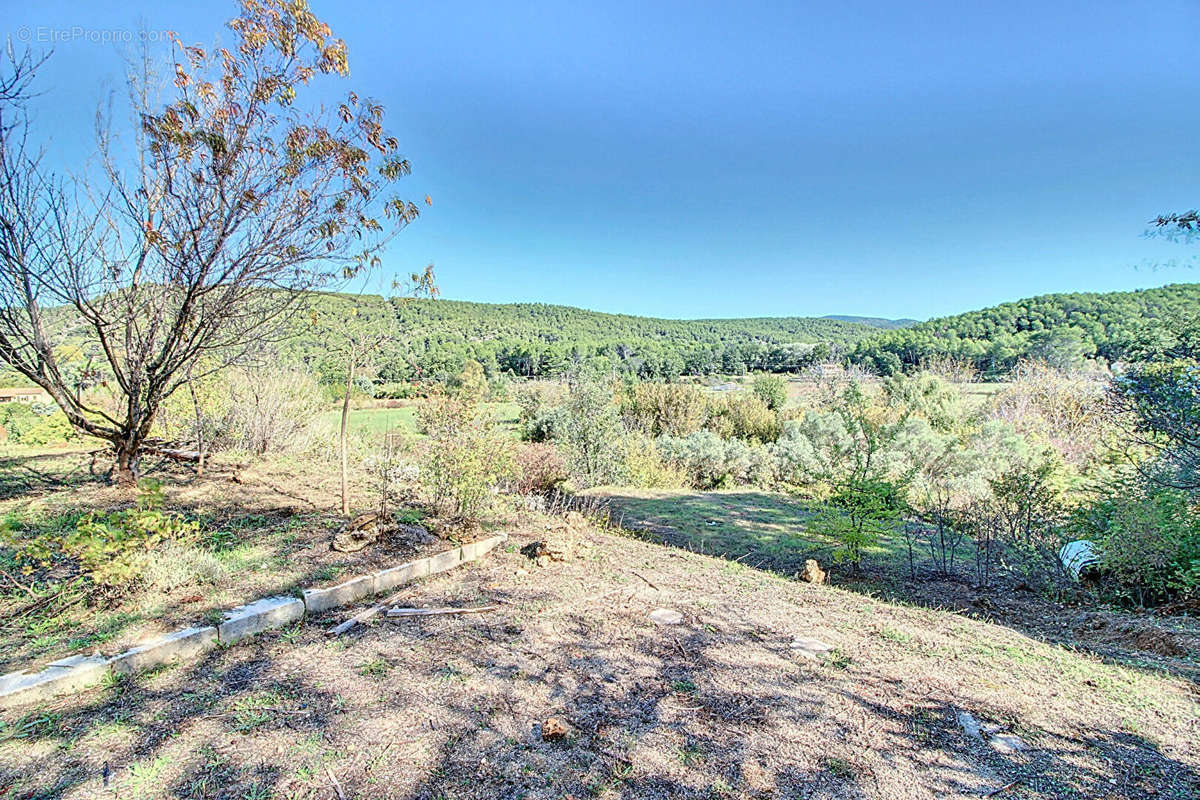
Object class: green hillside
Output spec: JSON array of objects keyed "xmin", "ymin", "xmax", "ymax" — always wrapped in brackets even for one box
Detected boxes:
[
  {"xmin": 850, "ymin": 283, "xmax": 1200, "ymax": 376},
  {"xmin": 284, "ymin": 294, "xmax": 885, "ymax": 382},
  {"xmin": 7, "ymin": 284, "xmax": 1196, "ymax": 391}
]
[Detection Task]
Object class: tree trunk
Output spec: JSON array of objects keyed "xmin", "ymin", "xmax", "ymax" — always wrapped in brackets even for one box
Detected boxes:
[
  {"xmin": 339, "ymin": 359, "xmax": 355, "ymax": 516},
  {"xmin": 188, "ymin": 374, "xmax": 205, "ymax": 478},
  {"xmin": 114, "ymin": 441, "xmax": 140, "ymax": 488}
]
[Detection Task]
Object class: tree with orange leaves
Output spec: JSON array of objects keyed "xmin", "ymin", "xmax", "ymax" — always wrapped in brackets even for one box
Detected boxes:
[{"xmin": 0, "ymin": 1, "xmax": 424, "ymax": 485}]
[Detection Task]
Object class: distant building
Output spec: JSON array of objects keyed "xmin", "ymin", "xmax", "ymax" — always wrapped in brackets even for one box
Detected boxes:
[{"xmin": 0, "ymin": 387, "xmax": 52, "ymax": 404}]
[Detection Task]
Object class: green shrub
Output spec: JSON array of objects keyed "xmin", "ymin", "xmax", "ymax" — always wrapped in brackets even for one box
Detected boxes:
[
  {"xmin": 1111, "ymin": 360, "xmax": 1200, "ymax": 489},
  {"xmin": 488, "ymin": 376, "xmax": 511, "ymax": 402},
  {"xmin": 883, "ymin": 372, "xmax": 965, "ymax": 435},
  {"xmin": 375, "ymin": 381, "xmax": 417, "ymax": 399},
  {"xmin": 0, "ymin": 403, "xmax": 76, "ymax": 446},
  {"xmin": 449, "ymin": 359, "xmax": 489, "ymax": 404},
  {"xmin": 656, "ymin": 430, "xmax": 770, "ymax": 489},
  {"xmin": 751, "ymin": 374, "xmax": 788, "ymax": 411},
  {"xmin": 19, "ymin": 411, "xmax": 78, "ymax": 446},
  {"xmin": 1, "ymin": 480, "xmax": 200, "ymax": 589},
  {"xmin": 1071, "ymin": 478, "xmax": 1200, "ymax": 605},
  {"xmin": 515, "ymin": 382, "xmax": 567, "ymax": 442},
  {"xmin": 418, "ymin": 394, "xmax": 515, "ymax": 519},
  {"xmin": 809, "ymin": 478, "xmax": 907, "ymax": 568},
  {"xmin": 523, "ymin": 405, "xmax": 567, "ymax": 443},
  {"xmin": 705, "ymin": 391, "xmax": 782, "ymax": 443},
  {"xmin": 985, "ymin": 449, "xmax": 1073, "ymax": 590},
  {"xmin": 562, "ymin": 381, "xmax": 625, "ymax": 487},
  {"xmin": 621, "ymin": 435, "xmax": 688, "ymax": 489},
  {"xmin": 621, "ymin": 382, "xmax": 707, "ymax": 437},
  {"xmin": 0, "ymin": 402, "xmax": 39, "ymax": 442}
]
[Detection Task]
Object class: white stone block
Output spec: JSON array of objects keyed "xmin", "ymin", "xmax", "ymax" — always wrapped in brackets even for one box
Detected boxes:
[
  {"xmin": 302, "ymin": 575, "xmax": 374, "ymax": 613},
  {"xmin": 109, "ymin": 627, "xmax": 218, "ymax": 675},
  {"xmin": 374, "ymin": 559, "xmax": 430, "ymax": 593},
  {"xmin": 0, "ymin": 655, "xmax": 110, "ymax": 709},
  {"xmin": 427, "ymin": 546, "xmax": 463, "ymax": 574},
  {"xmin": 218, "ymin": 596, "xmax": 304, "ymax": 644}
]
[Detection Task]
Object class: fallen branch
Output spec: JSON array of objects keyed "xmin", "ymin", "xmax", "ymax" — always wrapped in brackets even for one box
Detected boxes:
[
  {"xmin": 327, "ymin": 588, "xmax": 412, "ymax": 636},
  {"xmin": 139, "ymin": 441, "xmax": 200, "ymax": 463},
  {"xmin": 1, "ymin": 579, "xmax": 84, "ymax": 628},
  {"xmin": 0, "ymin": 568, "xmax": 34, "ymax": 596},
  {"xmin": 632, "ymin": 570, "xmax": 660, "ymax": 591},
  {"xmin": 325, "ymin": 765, "xmax": 347, "ymax": 800},
  {"xmin": 386, "ymin": 604, "xmax": 499, "ymax": 618},
  {"xmin": 155, "ymin": 447, "xmax": 201, "ymax": 463},
  {"xmin": 983, "ymin": 780, "xmax": 1020, "ymax": 798}
]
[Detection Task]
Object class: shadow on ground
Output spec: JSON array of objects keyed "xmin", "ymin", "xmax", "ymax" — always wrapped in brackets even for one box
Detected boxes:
[
  {"xmin": 3, "ymin": 597, "xmax": 1195, "ymax": 799},
  {"xmin": 0, "ymin": 451, "xmax": 109, "ymax": 502},
  {"xmin": 1, "ymin": 490, "xmax": 1196, "ymax": 799},
  {"xmin": 592, "ymin": 488, "xmax": 1200, "ymax": 686}
]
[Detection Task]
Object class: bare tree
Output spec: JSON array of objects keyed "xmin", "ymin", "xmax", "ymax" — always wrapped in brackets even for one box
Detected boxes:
[
  {"xmin": 0, "ymin": 2, "xmax": 423, "ymax": 485},
  {"xmin": 0, "ymin": 43, "xmax": 47, "ymax": 108},
  {"xmin": 321, "ymin": 269, "xmax": 435, "ymax": 516}
]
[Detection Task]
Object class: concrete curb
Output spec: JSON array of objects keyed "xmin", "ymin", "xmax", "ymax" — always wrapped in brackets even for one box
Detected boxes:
[
  {"xmin": 109, "ymin": 626, "xmax": 218, "ymax": 676},
  {"xmin": 0, "ymin": 656, "xmax": 109, "ymax": 710},
  {"xmin": 302, "ymin": 575, "xmax": 375, "ymax": 614},
  {"xmin": 0, "ymin": 533, "xmax": 507, "ymax": 711},
  {"xmin": 219, "ymin": 596, "xmax": 305, "ymax": 644}
]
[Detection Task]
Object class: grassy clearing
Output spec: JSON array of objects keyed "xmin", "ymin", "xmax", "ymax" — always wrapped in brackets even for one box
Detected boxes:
[
  {"xmin": 318, "ymin": 404, "xmax": 419, "ymax": 436},
  {"xmin": 584, "ymin": 487, "xmax": 926, "ymax": 577},
  {"xmin": 318, "ymin": 401, "xmax": 521, "ymax": 438},
  {"xmin": 586, "ymin": 486, "xmax": 1199, "ymax": 683}
]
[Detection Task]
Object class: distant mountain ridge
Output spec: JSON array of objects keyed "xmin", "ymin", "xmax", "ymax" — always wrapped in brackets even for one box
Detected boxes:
[
  {"xmin": 6, "ymin": 284, "xmax": 1191, "ymax": 390},
  {"xmin": 822, "ymin": 315, "xmax": 920, "ymax": 329},
  {"xmin": 280, "ymin": 285, "xmax": 1200, "ymax": 382}
]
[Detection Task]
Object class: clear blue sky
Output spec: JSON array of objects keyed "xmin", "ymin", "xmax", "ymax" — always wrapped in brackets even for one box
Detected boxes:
[{"xmin": 7, "ymin": 0, "xmax": 1199, "ymax": 320}]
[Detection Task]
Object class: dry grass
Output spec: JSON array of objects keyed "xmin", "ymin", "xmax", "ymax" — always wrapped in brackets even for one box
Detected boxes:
[
  {"xmin": 0, "ymin": 454, "xmax": 491, "ymax": 673},
  {"xmin": 589, "ymin": 487, "xmax": 1200, "ymax": 683},
  {"xmin": 1, "ymin": 506, "xmax": 1196, "ymax": 799}
]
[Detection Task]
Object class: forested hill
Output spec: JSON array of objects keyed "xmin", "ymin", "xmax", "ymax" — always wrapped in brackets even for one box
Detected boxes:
[
  {"xmin": 390, "ymin": 299, "xmax": 890, "ymax": 343},
  {"xmin": 849, "ymin": 282, "xmax": 1200, "ymax": 376},
  {"xmin": 287, "ymin": 294, "xmax": 892, "ymax": 382}
]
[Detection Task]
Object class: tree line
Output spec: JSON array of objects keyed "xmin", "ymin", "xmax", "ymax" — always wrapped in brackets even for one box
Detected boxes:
[
  {"xmin": 849, "ymin": 283, "xmax": 1200, "ymax": 377},
  {"xmin": 279, "ymin": 293, "xmax": 885, "ymax": 385}
]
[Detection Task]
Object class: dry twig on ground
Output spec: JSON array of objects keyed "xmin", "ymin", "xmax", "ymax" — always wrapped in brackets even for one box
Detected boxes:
[{"xmin": 387, "ymin": 605, "xmax": 499, "ymax": 618}]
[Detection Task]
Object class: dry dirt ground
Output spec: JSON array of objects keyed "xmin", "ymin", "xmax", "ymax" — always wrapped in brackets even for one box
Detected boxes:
[
  {"xmin": 0, "ymin": 454, "xmax": 487, "ymax": 673},
  {"xmin": 587, "ymin": 488, "xmax": 1200, "ymax": 685},
  {"xmin": 1, "ymin": 505, "xmax": 1197, "ymax": 799}
]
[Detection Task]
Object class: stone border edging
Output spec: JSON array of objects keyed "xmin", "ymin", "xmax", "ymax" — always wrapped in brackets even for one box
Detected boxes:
[{"xmin": 0, "ymin": 534, "xmax": 507, "ymax": 710}]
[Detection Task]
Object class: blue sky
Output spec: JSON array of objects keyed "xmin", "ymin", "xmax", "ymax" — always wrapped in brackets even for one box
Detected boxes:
[{"xmin": 7, "ymin": 0, "xmax": 1199, "ymax": 320}]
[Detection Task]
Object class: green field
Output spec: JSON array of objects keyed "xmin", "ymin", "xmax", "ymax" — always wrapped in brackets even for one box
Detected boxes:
[
  {"xmin": 584, "ymin": 486, "xmax": 978, "ymax": 590},
  {"xmin": 319, "ymin": 401, "xmax": 522, "ymax": 438}
]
